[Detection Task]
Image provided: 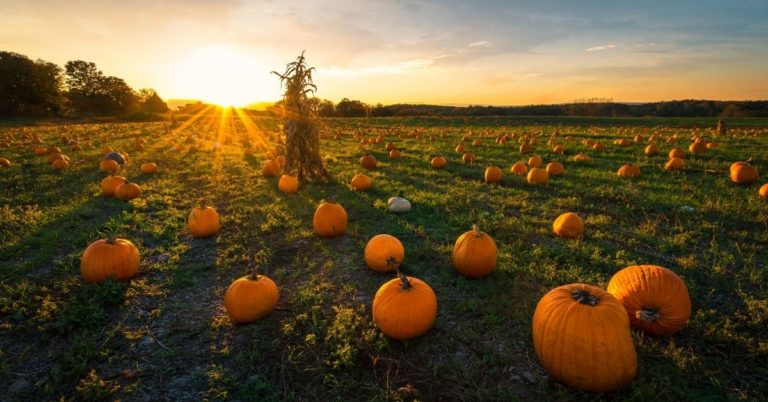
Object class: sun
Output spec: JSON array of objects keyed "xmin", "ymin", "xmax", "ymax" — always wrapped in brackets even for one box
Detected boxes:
[{"xmin": 167, "ymin": 45, "xmax": 279, "ymax": 107}]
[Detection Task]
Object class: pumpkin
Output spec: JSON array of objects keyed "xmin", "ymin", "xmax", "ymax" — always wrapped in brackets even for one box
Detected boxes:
[
  {"xmin": 519, "ymin": 143, "xmax": 532, "ymax": 154},
  {"xmin": 33, "ymin": 146, "xmax": 47, "ymax": 155},
  {"xmin": 688, "ymin": 141, "xmax": 707, "ymax": 154},
  {"xmin": 100, "ymin": 175, "xmax": 127, "ymax": 197},
  {"xmin": 224, "ymin": 274, "xmax": 279, "ymax": 323},
  {"xmin": 607, "ymin": 265, "xmax": 691, "ymax": 336},
  {"xmin": 668, "ymin": 148, "xmax": 685, "ymax": 159},
  {"xmin": 104, "ymin": 151, "xmax": 126, "ymax": 164},
  {"xmin": 546, "ymin": 162, "xmax": 564, "ymax": 176},
  {"xmin": 52, "ymin": 158, "xmax": 69, "ymax": 170},
  {"xmin": 552, "ymin": 212, "xmax": 584, "ymax": 238},
  {"xmin": 262, "ymin": 159, "xmax": 280, "ymax": 177},
  {"xmin": 101, "ymin": 146, "xmax": 114, "ymax": 155},
  {"xmin": 140, "ymin": 163, "xmax": 157, "ymax": 174},
  {"xmin": 760, "ymin": 183, "xmax": 768, "ymax": 199},
  {"xmin": 387, "ymin": 197, "xmax": 411, "ymax": 213},
  {"xmin": 80, "ymin": 237, "xmax": 140, "ymax": 283},
  {"xmin": 115, "ymin": 181, "xmax": 141, "ymax": 201},
  {"xmin": 47, "ymin": 152, "xmax": 64, "ymax": 163},
  {"xmin": 572, "ymin": 153, "xmax": 590, "ymax": 162},
  {"xmin": 372, "ymin": 271, "xmax": 437, "ymax": 340},
  {"xmin": 364, "ymin": 234, "xmax": 405, "ymax": 272},
  {"xmin": 388, "ymin": 149, "xmax": 402, "ymax": 159},
  {"xmin": 360, "ymin": 154, "xmax": 377, "ymax": 169},
  {"xmin": 617, "ymin": 164, "xmax": 641, "ymax": 178},
  {"xmin": 644, "ymin": 144, "xmax": 659, "ymax": 156},
  {"xmin": 528, "ymin": 155, "xmax": 542, "ymax": 168},
  {"xmin": 47, "ymin": 146, "xmax": 62, "ymax": 155},
  {"xmin": 532, "ymin": 283, "xmax": 637, "ymax": 392},
  {"xmin": 455, "ymin": 143, "xmax": 466, "ymax": 153},
  {"xmin": 730, "ymin": 161, "xmax": 759, "ymax": 185},
  {"xmin": 188, "ymin": 201, "xmax": 221, "ymax": 237},
  {"xmin": 461, "ymin": 152, "xmax": 476, "ymax": 164},
  {"xmin": 553, "ymin": 145, "xmax": 565, "ymax": 154},
  {"xmin": 350, "ymin": 173, "xmax": 373, "ymax": 191},
  {"xmin": 277, "ymin": 174, "xmax": 299, "ymax": 194},
  {"xmin": 592, "ymin": 142, "xmax": 605, "ymax": 151},
  {"xmin": 100, "ymin": 159, "xmax": 119, "ymax": 173},
  {"xmin": 385, "ymin": 142, "xmax": 396, "ymax": 151},
  {"xmin": 452, "ymin": 225, "xmax": 497, "ymax": 278},
  {"xmin": 313, "ymin": 200, "xmax": 347, "ymax": 238},
  {"xmin": 0, "ymin": 157, "xmax": 10, "ymax": 168},
  {"xmin": 275, "ymin": 155, "xmax": 286, "ymax": 167},
  {"xmin": 527, "ymin": 167, "xmax": 549, "ymax": 184},
  {"xmin": 430, "ymin": 156, "xmax": 447, "ymax": 169},
  {"xmin": 484, "ymin": 166, "xmax": 502, "ymax": 183},
  {"xmin": 664, "ymin": 157, "xmax": 684, "ymax": 171},
  {"xmin": 510, "ymin": 161, "xmax": 528, "ymax": 175}
]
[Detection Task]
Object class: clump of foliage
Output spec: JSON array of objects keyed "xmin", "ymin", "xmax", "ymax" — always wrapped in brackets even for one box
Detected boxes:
[{"xmin": 272, "ymin": 52, "xmax": 328, "ymax": 181}]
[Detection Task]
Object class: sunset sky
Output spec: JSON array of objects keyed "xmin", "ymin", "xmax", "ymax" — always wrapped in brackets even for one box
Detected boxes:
[{"xmin": 1, "ymin": 0, "xmax": 767, "ymax": 106}]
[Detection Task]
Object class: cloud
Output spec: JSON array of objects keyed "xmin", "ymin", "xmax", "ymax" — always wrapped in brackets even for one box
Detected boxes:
[
  {"xmin": 586, "ymin": 44, "xmax": 618, "ymax": 52},
  {"xmin": 468, "ymin": 41, "xmax": 489, "ymax": 47},
  {"xmin": 321, "ymin": 58, "xmax": 436, "ymax": 78}
]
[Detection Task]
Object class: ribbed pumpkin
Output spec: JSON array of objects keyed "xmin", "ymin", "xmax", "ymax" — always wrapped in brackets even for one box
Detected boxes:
[
  {"xmin": 372, "ymin": 271, "xmax": 437, "ymax": 340},
  {"xmin": 278, "ymin": 174, "xmax": 299, "ymax": 194},
  {"xmin": 313, "ymin": 200, "xmax": 347, "ymax": 238},
  {"xmin": 730, "ymin": 161, "xmax": 758, "ymax": 185},
  {"xmin": 360, "ymin": 154, "xmax": 377, "ymax": 169},
  {"xmin": 350, "ymin": 173, "xmax": 373, "ymax": 191},
  {"xmin": 607, "ymin": 265, "xmax": 691, "ymax": 336},
  {"xmin": 532, "ymin": 283, "xmax": 637, "ymax": 392},
  {"xmin": 140, "ymin": 162, "xmax": 157, "ymax": 174},
  {"xmin": 484, "ymin": 166, "xmax": 502, "ymax": 183},
  {"xmin": 99, "ymin": 159, "xmax": 119, "ymax": 173},
  {"xmin": 224, "ymin": 273, "xmax": 279, "ymax": 323},
  {"xmin": 452, "ymin": 225, "xmax": 497, "ymax": 278},
  {"xmin": 115, "ymin": 181, "xmax": 141, "ymax": 201},
  {"xmin": 430, "ymin": 156, "xmax": 447, "ymax": 169},
  {"xmin": 644, "ymin": 144, "xmax": 659, "ymax": 156},
  {"xmin": 188, "ymin": 201, "xmax": 221, "ymax": 238},
  {"xmin": 364, "ymin": 234, "xmax": 405, "ymax": 272},
  {"xmin": 552, "ymin": 212, "xmax": 584, "ymax": 238},
  {"xmin": 262, "ymin": 159, "xmax": 280, "ymax": 177},
  {"xmin": 528, "ymin": 155, "xmax": 542, "ymax": 168},
  {"xmin": 527, "ymin": 167, "xmax": 549, "ymax": 184},
  {"xmin": 617, "ymin": 164, "xmax": 641, "ymax": 178},
  {"xmin": 101, "ymin": 175, "xmax": 127, "ymax": 197},
  {"xmin": 664, "ymin": 157, "xmax": 684, "ymax": 171},
  {"xmin": 80, "ymin": 237, "xmax": 140, "ymax": 283},
  {"xmin": 668, "ymin": 148, "xmax": 685, "ymax": 159},
  {"xmin": 511, "ymin": 161, "xmax": 528, "ymax": 175},
  {"xmin": 546, "ymin": 162, "xmax": 564, "ymax": 176}
]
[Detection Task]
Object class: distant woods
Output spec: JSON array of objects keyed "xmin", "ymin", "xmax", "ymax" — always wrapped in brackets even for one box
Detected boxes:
[{"xmin": 0, "ymin": 51, "xmax": 168, "ymax": 118}]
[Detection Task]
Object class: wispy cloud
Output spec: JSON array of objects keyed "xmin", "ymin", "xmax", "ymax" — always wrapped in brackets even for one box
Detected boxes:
[
  {"xmin": 321, "ymin": 58, "xmax": 435, "ymax": 78},
  {"xmin": 468, "ymin": 41, "xmax": 489, "ymax": 47},
  {"xmin": 586, "ymin": 44, "xmax": 618, "ymax": 52}
]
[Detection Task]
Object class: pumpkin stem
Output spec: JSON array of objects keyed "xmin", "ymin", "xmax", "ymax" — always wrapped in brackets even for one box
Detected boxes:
[
  {"xmin": 472, "ymin": 224, "xmax": 483, "ymax": 237},
  {"xmin": 106, "ymin": 236, "xmax": 117, "ymax": 245},
  {"xmin": 636, "ymin": 308, "xmax": 660, "ymax": 322},
  {"xmin": 199, "ymin": 199, "xmax": 207, "ymax": 209},
  {"xmin": 571, "ymin": 289, "xmax": 599, "ymax": 306},
  {"xmin": 396, "ymin": 268, "xmax": 412, "ymax": 291}
]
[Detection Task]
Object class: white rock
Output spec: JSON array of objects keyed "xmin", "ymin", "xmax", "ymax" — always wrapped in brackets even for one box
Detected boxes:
[{"xmin": 387, "ymin": 197, "xmax": 411, "ymax": 213}]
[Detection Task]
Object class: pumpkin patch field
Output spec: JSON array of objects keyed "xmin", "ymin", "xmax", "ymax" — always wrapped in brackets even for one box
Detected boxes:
[{"xmin": 2, "ymin": 109, "xmax": 768, "ymax": 401}]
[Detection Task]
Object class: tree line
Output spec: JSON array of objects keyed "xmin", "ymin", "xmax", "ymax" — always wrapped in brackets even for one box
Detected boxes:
[{"xmin": 0, "ymin": 51, "xmax": 168, "ymax": 117}]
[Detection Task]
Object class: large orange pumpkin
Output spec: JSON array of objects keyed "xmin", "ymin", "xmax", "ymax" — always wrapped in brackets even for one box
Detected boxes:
[
  {"xmin": 80, "ymin": 237, "xmax": 140, "ymax": 283},
  {"xmin": 452, "ymin": 225, "xmax": 497, "ymax": 278},
  {"xmin": 607, "ymin": 265, "xmax": 691, "ymax": 336},
  {"xmin": 532, "ymin": 283, "xmax": 636, "ymax": 392},
  {"xmin": 644, "ymin": 144, "xmax": 659, "ymax": 156},
  {"xmin": 730, "ymin": 161, "xmax": 758, "ymax": 184},
  {"xmin": 224, "ymin": 274, "xmax": 279, "ymax": 323},
  {"xmin": 552, "ymin": 212, "xmax": 584, "ymax": 238},
  {"xmin": 313, "ymin": 201, "xmax": 347, "ymax": 238},
  {"xmin": 188, "ymin": 202, "xmax": 221, "ymax": 238},
  {"xmin": 484, "ymin": 166, "xmax": 502, "ymax": 183},
  {"xmin": 364, "ymin": 234, "xmax": 405, "ymax": 272},
  {"xmin": 372, "ymin": 271, "xmax": 437, "ymax": 340},
  {"xmin": 527, "ymin": 167, "xmax": 549, "ymax": 184}
]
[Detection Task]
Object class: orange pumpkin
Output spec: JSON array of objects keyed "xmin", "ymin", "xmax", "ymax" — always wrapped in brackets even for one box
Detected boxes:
[
  {"xmin": 668, "ymin": 148, "xmax": 685, "ymax": 159},
  {"xmin": 372, "ymin": 271, "xmax": 437, "ymax": 340},
  {"xmin": 140, "ymin": 162, "xmax": 157, "ymax": 174},
  {"xmin": 519, "ymin": 143, "xmax": 532, "ymax": 154},
  {"xmin": 52, "ymin": 158, "xmax": 69, "ymax": 170},
  {"xmin": 510, "ymin": 161, "xmax": 528, "ymax": 175},
  {"xmin": 188, "ymin": 202, "xmax": 221, "ymax": 238},
  {"xmin": 617, "ymin": 164, "xmax": 641, "ymax": 178},
  {"xmin": 364, "ymin": 234, "xmax": 405, "ymax": 272},
  {"xmin": 760, "ymin": 183, "xmax": 768, "ymax": 199},
  {"xmin": 688, "ymin": 141, "xmax": 707, "ymax": 154},
  {"xmin": 484, "ymin": 166, "xmax": 502, "ymax": 183},
  {"xmin": 0, "ymin": 157, "xmax": 10, "ymax": 168},
  {"xmin": 80, "ymin": 237, "xmax": 140, "ymax": 283},
  {"xmin": 313, "ymin": 201, "xmax": 347, "ymax": 238},
  {"xmin": 607, "ymin": 265, "xmax": 691, "ymax": 336},
  {"xmin": 385, "ymin": 142, "xmax": 396, "ymax": 151},
  {"xmin": 430, "ymin": 156, "xmax": 447, "ymax": 169},
  {"xmin": 100, "ymin": 175, "xmax": 127, "ymax": 197},
  {"xmin": 461, "ymin": 152, "xmax": 476, "ymax": 164},
  {"xmin": 552, "ymin": 212, "xmax": 584, "ymax": 238},
  {"xmin": 278, "ymin": 174, "xmax": 299, "ymax": 194},
  {"xmin": 532, "ymin": 283, "xmax": 636, "ymax": 392},
  {"xmin": 664, "ymin": 157, "xmax": 684, "ymax": 171},
  {"xmin": 644, "ymin": 144, "xmax": 659, "ymax": 156},
  {"xmin": 360, "ymin": 154, "xmax": 377, "ymax": 169},
  {"xmin": 452, "ymin": 225, "xmax": 497, "ymax": 278},
  {"xmin": 262, "ymin": 159, "xmax": 280, "ymax": 177},
  {"xmin": 350, "ymin": 173, "xmax": 373, "ymax": 191},
  {"xmin": 455, "ymin": 143, "xmax": 467, "ymax": 153},
  {"xmin": 224, "ymin": 274, "xmax": 279, "ymax": 323},
  {"xmin": 528, "ymin": 155, "xmax": 542, "ymax": 168},
  {"xmin": 100, "ymin": 159, "xmax": 119, "ymax": 173},
  {"xmin": 388, "ymin": 149, "xmax": 402, "ymax": 159},
  {"xmin": 545, "ymin": 162, "xmax": 564, "ymax": 176},
  {"xmin": 730, "ymin": 161, "xmax": 759, "ymax": 185},
  {"xmin": 115, "ymin": 181, "xmax": 141, "ymax": 201},
  {"xmin": 572, "ymin": 153, "xmax": 590, "ymax": 162},
  {"xmin": 527, "ymin": 167, "xmax": 549, "ymax": 184}
]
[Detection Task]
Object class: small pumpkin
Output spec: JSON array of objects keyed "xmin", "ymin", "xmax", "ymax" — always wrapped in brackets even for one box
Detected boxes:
[
  {"xmin": 668, "ymin": 148, "xmax": 685, "ymax": 159},
  {"xmin": 372, "ymin": 270, "xmax": 437, "ymax": 340},
  {"xmin": 80, "ymin": 237, "xmax": 140, "ymax": 283},
  {"xmin": 528, "ymin": 155, "xmax": 542, "ymax": 168},
  {"xmin": 100, "ymin": 175, "xmax": 127, "ymax": 197},
  {"xmin": 452, "ymin": 225, "xmax": 497, "ymax": 278},
  {"xmin": 430, "ymin": 156, "xmax": 447, "ymax": 169},
  {"xmin": 532, "ymin": 283, "xmax": 637, "ymax": 392},
  {"xmin": 385, "ymin": 142, "xmax": 396, "ymax": 151},
  {"xmin": 688, "ymin": 141, "xmax": 707, "ymax": 154},
  {"xmin": 519, "ymin": 143, "xmax": 532, "ymax": 154},
  {"xmin": 262, "ymin": 159, "xmax": 280, "ymax": 177},
  {"xmin": 455, "ymin": 143, "xmax": 466, "ymax": 154},
  {"xmin": 313, "ymin": 200, "xmax": 347, "ymax": 238},
  {"xmin": 546, "ymin": 162, "xmax": 564, "ymax": 176},
  {"xmin": 617, "ymin": 164, "xmax": 641, "ymax": 178},
  {"xmin": 360, "ymin": 154, "xmax": 377, "ymax": 169},
  {"xmin": 100, "ymin": 159, "xmax": 119, "ymax": 173},
  {"xmin": 644, "ymin": 144, "xmax": 659, "ymax": 156},
  {"xmin": 461, "ymin": 152, "xmax": 476, "ymax": 164},
  {"xmin": 760, "ymin": 183, "xmax": 768, "ymax": 199},
  {"xmin": 140, "ymin": 162, "xmax": 157, "ymax": 174},
  {"xmin": 52, "ymin": 158, "xmax": 70, "ymax": 170},
  {"xmin": 510, "ymin": 161, "xmax": 528, "ymax": 175},
  {"xmin": 388, "ymin": 149, "xmax": 402, "ymax": 159},
  {"xmin": 350, "ymin": 173, "xmax": 373, "ymax": 191},
  {"xmin": 278, "ymin": 174, "xmax": 299, "ymax": 194},
  {"xmin": 115, "ymin": 181, "xmax": 141, "ymax": 201},
  {"xmin": 224, "ymin": 273, "xmax": 279, "ymax": 323},
  {"xmin": 664, "ymin": 157, "xmax": 684, "ymax": 171},
  {"xmin": 572, "ymin": 153, "xmax": 590, "ymax": 162},
  {"xmin": 484, "ymin": 166, "xmax": 502, "ymax": 183},
  {"xmin": 364, "ymin": 234, "xmax": 405, "ymax": 272},
  {"xmin": 607, "ymin": 265, "xmax": 691, "ymax": 336},
  {"xmin": 387, "ymin": 197, "xmax": 411, "ymax": 213},
  {"xmin": 527, "ymin": 167, "xmax": 549, "ymax": 184},
  {"xmin": 188, "ymin": 201, "xmax": 221, "ymax": 238},
  {"xmin": 552, "ymin": 212, "xmax": 584, "ymax": 238},
  {"xmin": 0, "ymin": 157, "xmax": 11, "ymax": 167},
  {"xmin": 730, "ymin": 161, "xmax": 758, "ymax": 185}
]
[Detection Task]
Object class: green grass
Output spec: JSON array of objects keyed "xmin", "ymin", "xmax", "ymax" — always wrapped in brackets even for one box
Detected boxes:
[{"xmin": 1, "ymin": 112, "xmax": 767, "ymax": 401}]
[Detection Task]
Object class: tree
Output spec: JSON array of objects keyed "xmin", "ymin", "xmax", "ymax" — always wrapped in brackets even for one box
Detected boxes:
[
  {"xmin": 137, "ymin": 89, "xmax": 169, "ymax": 113},
  {"xmin": 64, "ymin": 60, "xmax": 138, "ymax": 115},
  {"xmin": 335, "ymin": 98, "xmax": 368, "ymax": 117},
  {"xmin": 0, "ymin": 51, "xmax": 63, "ymax": 116},
  {"xmin": 272, "ymin": 52, "xmax": 328, "ymax": 181}
]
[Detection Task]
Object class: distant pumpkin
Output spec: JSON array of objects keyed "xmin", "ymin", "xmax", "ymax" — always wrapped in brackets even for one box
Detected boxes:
[
  {"xmin": 644, "ymin": 144, "xmax": 659, "ymax": 156},
  {"xmin": 668, "ymin": 148, "xmax": 685, "ymax": 159},
  {"xmin": 527, "ymin": 167, "xmax": 549, "ymax": 184},
  {"xmin": 188, "ymin": 202, "xmax": 221, "ymax": 238},
  {"xmin": 546, "ymin": 162, "xmax": 564, "ymax": 176},
  {"xmin": 484, "ymin": 166, "xmax": 502, "ymax": 183},
  {"xmin": 313, "ymin": 200, "xmax": 347, "ymax": 238},
  {"xmin": 360, "ymin": 154, "xmax": 377, "ymax": 169},
  {"xmin": 553, "ymin": 212, "xmax": 584, "ymax": 238},
  {"xmin": 431, "ymin": 156, "xmax": 447, "ymax": 169},
  {"xmin": 461, "ymin": 152, "xmax": 476, "ymax": 164},
  {"xmin": 760, "ymin": 183, "xmax": 768, "ymax": 199},
  {"xmin": 528, "ymin": 155, "xmax": 543, "ymax": 168},
  {"xmin": 664, "ymin": 157, "xmax": 684, "ymax": 171},
  {"xmin": 140, "ymin": 162, "xmax": 157, "ymax": 174},
  {"xmin": 511, "ymin": 161, "xmax": 528, "ymax": 175},
  {"xmin": 350, "ymin": 173, "xmax": 373, "ymax": 191},
  {"xmin": 388, "ymin": 149, "xmax": 402, "ymax": 159},
  {"xmin": 452, "ymin": 225, "xmax": 497, "ymax": 278},
  {"xmin": 262, "ymin": 159, "xmax": 280, "ymax": 177},
  {"xmin": 101, "ymin": 175, "xmax": 127, "ymax": 197},
  {"xmin": 617, "ymin": 164, "xmax": 641, "ymax": 178},
  {"xmin": 115, "ymin": 181, "xmax": 141, "ymax": 201}
]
